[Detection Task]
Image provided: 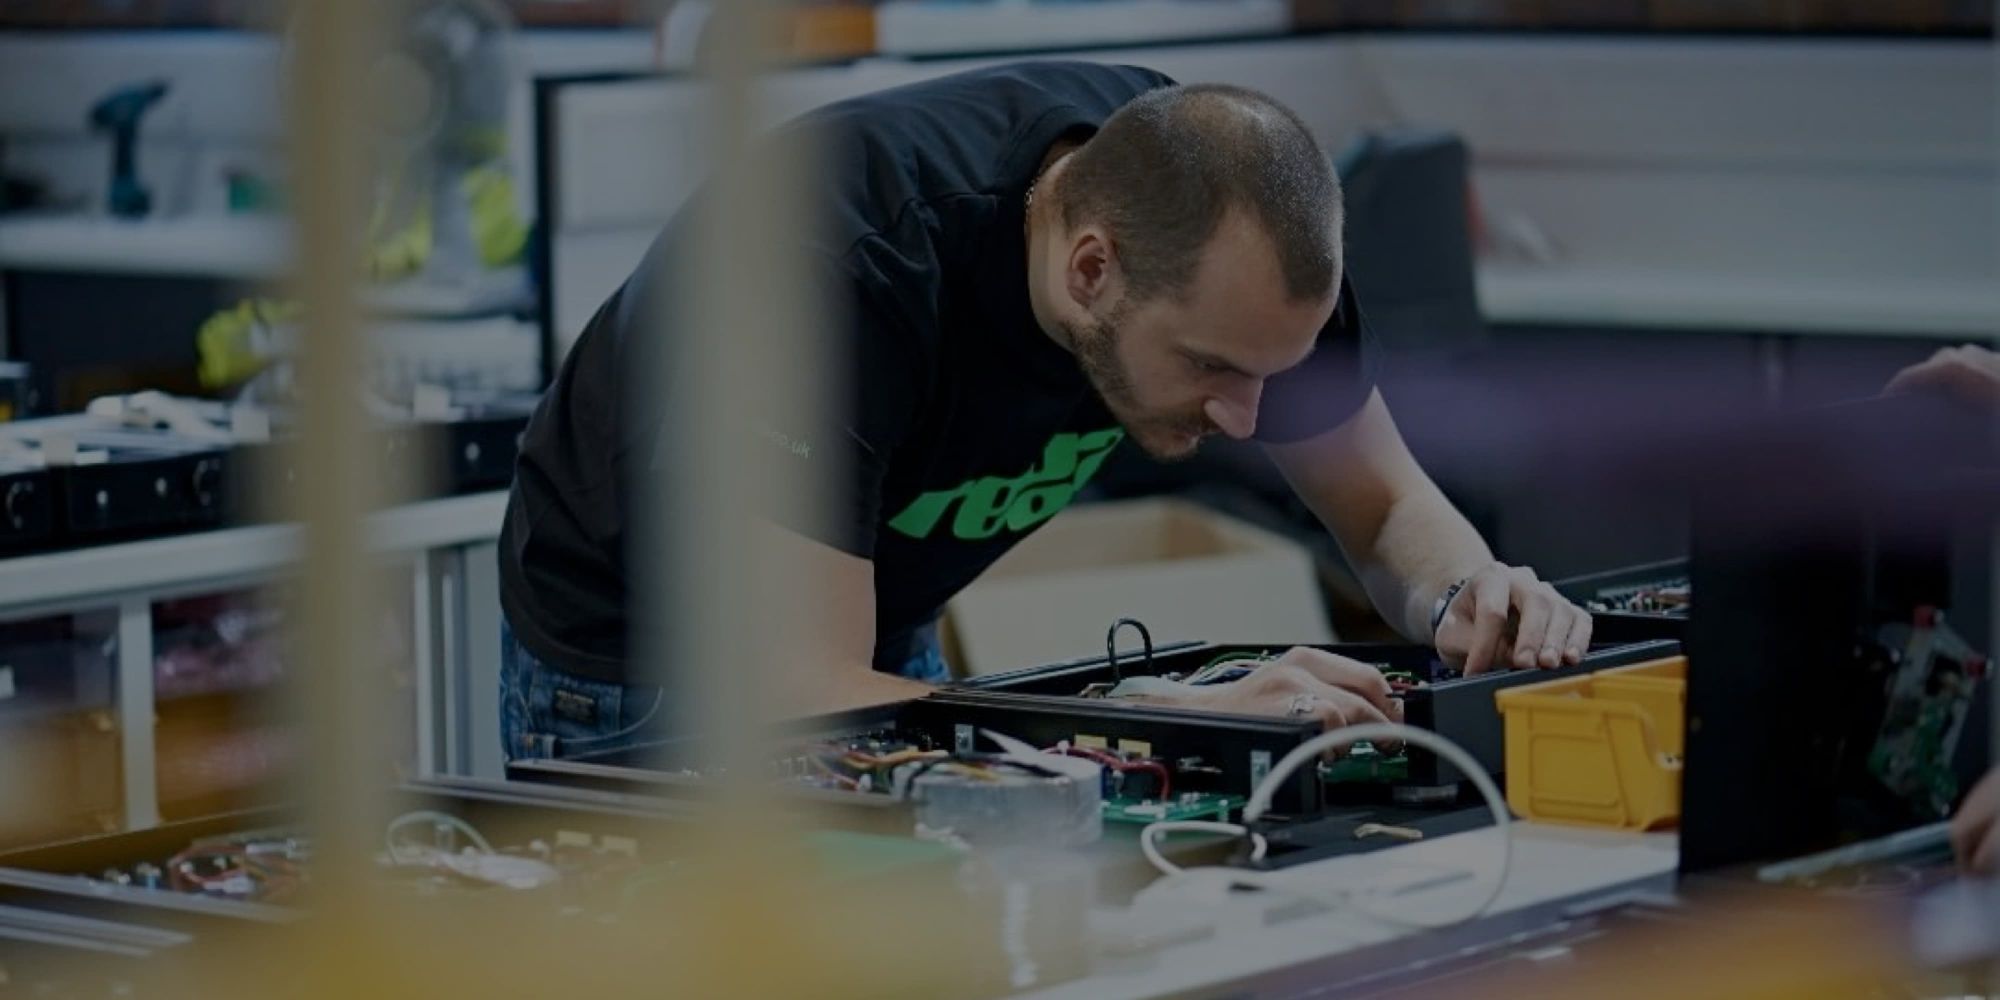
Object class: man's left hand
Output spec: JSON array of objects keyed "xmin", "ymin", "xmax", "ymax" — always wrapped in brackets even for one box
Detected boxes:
[
  {"xmin": 1951, "ymin": 766, "xmax": 2000, "ymax": 875},
  {"xmin": 1432, "ymin": 562, "xmax": 1593, "ymax": 674}
]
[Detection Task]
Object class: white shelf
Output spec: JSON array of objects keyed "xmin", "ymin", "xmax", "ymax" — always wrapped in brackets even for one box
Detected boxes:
[
  {"xmin": 0, "ymin": 215, "xmax": 534, "ymax": 322},
  {"xmin": 874, "ymin": 0, "xmax": 1289, "ymax": 56},
  {"xmin": 1478, "ymin": 264, "xmax": 2000, "ymax": 340},
  {"xmin": 0, "ymin": 213, "xmax": 291, "ymax": 280},
  {"xmin": 0, "ymin": 490, "xmax": 507, "ymax": 613}
]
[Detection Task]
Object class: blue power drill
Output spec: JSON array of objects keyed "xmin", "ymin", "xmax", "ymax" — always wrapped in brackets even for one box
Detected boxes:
[{"xmin": 89, "ymin": 80, "xmax": 171, "ymax": 219}]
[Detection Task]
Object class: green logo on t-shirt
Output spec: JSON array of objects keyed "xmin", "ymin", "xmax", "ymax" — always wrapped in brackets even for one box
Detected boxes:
[{"xmin": 887, "ymin": 428, "xmax": 1125, "ymax": 541}]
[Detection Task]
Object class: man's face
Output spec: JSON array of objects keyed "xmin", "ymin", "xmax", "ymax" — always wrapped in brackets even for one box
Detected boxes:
[{"xmin": 1064, "ymin": 212, "xmax": 1333, "ymax": 461}]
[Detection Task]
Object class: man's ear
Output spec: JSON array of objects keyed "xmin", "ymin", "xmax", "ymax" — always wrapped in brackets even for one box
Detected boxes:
[{"xmin": 1065, "ymin": 228, "xmax": 1119, "ymax": 312}]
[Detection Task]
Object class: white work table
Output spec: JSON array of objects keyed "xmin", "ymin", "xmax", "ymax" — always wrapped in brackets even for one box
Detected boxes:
[{"xmin": 1027, "ymin": 823, "xmax": 1678, "ymax": 999}]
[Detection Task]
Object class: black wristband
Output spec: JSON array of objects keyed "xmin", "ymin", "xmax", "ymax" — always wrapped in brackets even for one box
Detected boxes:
[{"xmin": 1429, "ymin": 576, "xmax": 1472, "ymax": 640}]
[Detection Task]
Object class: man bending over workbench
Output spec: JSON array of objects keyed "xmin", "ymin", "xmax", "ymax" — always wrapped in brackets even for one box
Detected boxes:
[{"xmin": 497, "ymin": 62, "xmax": 1591, "ymax": 761}]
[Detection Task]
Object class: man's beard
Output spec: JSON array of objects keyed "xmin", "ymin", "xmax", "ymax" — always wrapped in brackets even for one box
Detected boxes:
[{"xmin": 1067, "ymin": 309, "xmax": 1215, "ymax": 462}]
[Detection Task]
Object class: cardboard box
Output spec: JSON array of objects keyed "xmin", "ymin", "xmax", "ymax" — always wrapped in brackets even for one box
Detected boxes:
[{"xmin": 942, "ymin": 498, "xmax": 1333, "ymax": 678}]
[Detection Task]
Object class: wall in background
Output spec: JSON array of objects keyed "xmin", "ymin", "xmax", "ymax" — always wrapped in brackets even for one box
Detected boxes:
[
  {"xmin": 539, "ymin": 33, "xmax": 1995, "ymax": 353},
  {"xmin": 8, "ymin": 29, "xmax": 1988, "ymax": 298},
  {"xmin": 1369, "ymin": 36, "xmax": 1996, "ymax": 290}
]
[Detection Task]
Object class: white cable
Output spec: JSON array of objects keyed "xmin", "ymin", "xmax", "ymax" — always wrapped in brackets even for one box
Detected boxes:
[
  {"xmin": 1137, "ymin": 722, "xmax": 1512, "ymax": 930},
  {"xmin": 384, "ymin": 810, "xmax": 495, "ymax": 865},
  {"xmin": 1252, "ymin": 722, "xmax": 1512, "ymax": 928},
  {"xmin": 1140, "ymin": 821, "xmax": 1269, "ymax": 877}
]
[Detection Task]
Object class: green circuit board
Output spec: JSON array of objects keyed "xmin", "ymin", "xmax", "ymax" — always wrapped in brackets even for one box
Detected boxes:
[
  {"xmin": 1318, "ymin": 741, "xmax": 1410, "ymax": 784},
  {"xmin": 1102, "ymin": 792, "xmax": 1243, "ymax": 825}
]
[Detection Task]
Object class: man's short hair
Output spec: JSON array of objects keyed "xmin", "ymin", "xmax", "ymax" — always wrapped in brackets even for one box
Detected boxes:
[{"xmin": 1055, "ymin": 82, "xmax": 1342, "ymax": 304}]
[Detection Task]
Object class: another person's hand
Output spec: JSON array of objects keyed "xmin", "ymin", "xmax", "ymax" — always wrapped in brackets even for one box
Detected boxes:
[
  {"xmin": 1883, "ymin": 344, "xmax": 2000, "ymax": 406},
  {"xmin": 1143, "ymin": 647, "xmax": 1402, "ymax": 729},
  {"xmin": 1432, "ymin": 562, "xmax": 1594, "ymax": 674},
  {"xmin": 1951, "ymin": 766, "xmax": 2000, "ymax": 875},
  {"xmin": 1878, "ymin": 349, "xmax": 2000, "ymax": 875}
]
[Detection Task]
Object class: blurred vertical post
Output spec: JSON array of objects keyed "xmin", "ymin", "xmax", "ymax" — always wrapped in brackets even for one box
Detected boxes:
[
  {"xmin": 1984, "ymin": 3, "xmax": 2000, "ymax": 768},
  {"xmin": 282, "ymin": 0, "xmax": 390, "ymax": 936},
  {"xmin": 630, "ymin": 0, "xmax": 847, "ymax": 991},
  {"xmin": 641, "ymin": 9, "xmax": 834, "ymax": 792}
]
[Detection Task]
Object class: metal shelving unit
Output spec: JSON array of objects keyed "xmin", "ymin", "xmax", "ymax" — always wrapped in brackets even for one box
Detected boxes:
[{"xmin": 0, "ymin": 491, "xmax": 507, "ymax": 836}]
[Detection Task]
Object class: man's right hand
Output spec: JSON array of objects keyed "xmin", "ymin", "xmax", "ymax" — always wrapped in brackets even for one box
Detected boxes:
[
  {"xmin": 1884, "ymin": 344, "xmax": 2000, "ymax": 406},
  {"xmin": 1137, "ymin": 646, "xmax": 1403, "ymax": 730}
]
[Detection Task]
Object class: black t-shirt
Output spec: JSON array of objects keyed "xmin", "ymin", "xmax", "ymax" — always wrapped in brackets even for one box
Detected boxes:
[{"xmin": 501, "ymin": 61, "xmax": 1378, "ymax": 684}]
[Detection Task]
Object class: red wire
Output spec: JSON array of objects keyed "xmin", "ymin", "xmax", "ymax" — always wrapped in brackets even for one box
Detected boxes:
[
  {"xmin": 1123, "ymin": 760, "xmax": 1172, "ymax": 800},
  {"xmin": 1047, "ymin": 744, "xmax": 1123, "ymax": 772},
  {"xmin": 1046, "ymin": 745, "xmax": 1172, "ymax": 799}
]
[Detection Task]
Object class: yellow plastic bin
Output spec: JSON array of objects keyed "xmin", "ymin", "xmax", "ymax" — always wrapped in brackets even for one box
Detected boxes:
[{"xmin": 1494, "ymin": 656, "xmax": 1686, "ymax": 831}]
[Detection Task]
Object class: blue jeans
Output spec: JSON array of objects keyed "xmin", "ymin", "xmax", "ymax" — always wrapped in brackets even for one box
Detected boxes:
[{"xmin": 499, "ymin": 617, "xmax": 952, "ymax": 762}]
